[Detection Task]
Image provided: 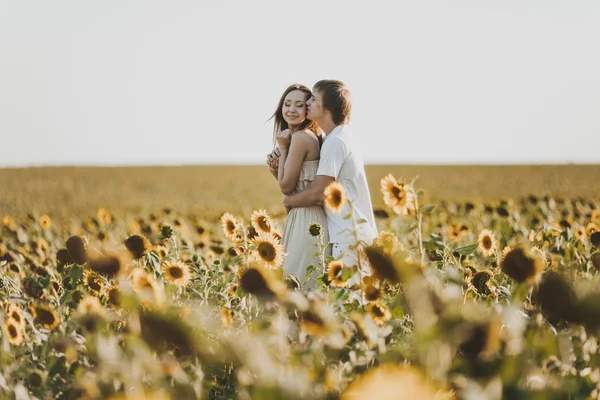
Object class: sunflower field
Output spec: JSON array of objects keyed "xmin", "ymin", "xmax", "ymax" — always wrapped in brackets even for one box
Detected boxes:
[{"xmin": 1, "ymin": 172, "xmax": 600, "ymax": 400}]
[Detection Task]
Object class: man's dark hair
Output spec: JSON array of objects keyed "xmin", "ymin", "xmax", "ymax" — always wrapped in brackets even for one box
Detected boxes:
[{"xmin": 313, "ymin": 80, "xmax": 352, "ymax": 125}]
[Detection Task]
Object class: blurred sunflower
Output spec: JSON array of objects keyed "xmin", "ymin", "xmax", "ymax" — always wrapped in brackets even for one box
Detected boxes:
[
  {"xmin": 106, "ymin": 286, "xmax": 122, "ymax": 308},
  {"xmin": 587, "ymin": 222, "xmax": 599, "ymax": 237},
  {"xmin": 341, "ymin": 364, "xmax": 453, "ymax": 400},
  {"xmin": 88, "ymin": 255, "xmax": 124, "ymax": 279},
  {"xmin": 2, "ymin": 216, "xmax": 17, "ymax": 232},
  {"xmin": 374, "ymin": 231, "xmax": 403, "ymax": 255},
  {"xmin": 124, "ymin": 234, "xmax": 151, "ymax": 259},
  {"xmin": 161, "ymin": 260, "xmax": 192, "ymax": 287},
  {"xmin": 251, "ymin": 209, "xmax": 273, "ymax": 234},
  {"xmin": 75, "ymin": 295, "xmax": 105, "ymax": 317},
  {"xmin": 472, "ymin": 270, "xmax": 493, "ymax": 295},
  {"xmin": 324, "ymin": 181, "xmax": 347, "ymax": 215},
  {"xmin": 96, "ymin": 208, "xmax": 112, "ymax": 225},
  {"xmin": 501, "ymin": 246, "xmax": 545, "ymax": 284},
  {"xmin": 220, "ymin": 213, "xmax": 239, "ymax": 241},
  {"xmin": 574, "ymin": 226, "xmax": 587, "ymax": 240},
  {"xmin": 6, "ymin": 304, "xmax": 26, "ymax": 330},
  {"xmin": 5, "ymin": 319, "xmax": 24, "ymax": 346},
  {"xmin": 66, "ymin": 235, "xmax": 89, "ymax": 264},
  {"xmin": 39, "ymin": 215, "xmax": 52, "ymax": 230},
  {"xmin": 251, "ymin": 232, "xmax": 284, "ymax": 270},
  {"xmin": 239, "ymin": 263, "xmax": 286, "ymax": 301},
  {"xmin": 130, "ymin": 268, "xmax": 165, "ymax": 308},
  {"xmin": 478, "ymin": 229, "xmax": 498, "ymax": 257},
  {"xmin": 83, "ymin": 270, "xmax": 105, "ymax": 297},
  {"xmin": 220, "ymin": 307, "xmax": 233, "ymax": 328},
  {"xmin": 367, "ymin": 302, "xmax": 391, "ymax": 326},
  {"xmin": 380, "ymin": 174, "xmax": 415, "ymax": 216},
  {"xmin": 30, "ymin": 303, "xmax": 60, "ymax": 330},
  {"xmin": 327, "ymin": 260, "xmax": 349, "ymax": 288},
  {"xmin": 363, "ymin": 284, "xmax": 381, "ymax": 303}
]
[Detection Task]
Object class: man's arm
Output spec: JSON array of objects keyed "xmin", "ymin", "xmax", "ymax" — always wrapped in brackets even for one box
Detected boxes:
[{"xmin": 283, "ymin": 175, "xmax": 334, "ymax": 208}]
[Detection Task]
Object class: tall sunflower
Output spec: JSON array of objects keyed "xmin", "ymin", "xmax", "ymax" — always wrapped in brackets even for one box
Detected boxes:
[
  {"xmin": 161, "ymin": 260, "xmax": 192, "ymax": 287},
  {"xmin": 323, "ymin": 182, "xmax": 347, "ymax": 215},
  {"xmin": 251, "ymin": 232, "xmax": 284, "ymax": 270},
  {"xmin": 220, "ymin": 213, "xmax": 239, "ymax": 241},
  {"xmin": 478, "ymin": 229, "xmax": 498, "ymax": 257},
  {"xmin": 380, "ymin": 174, "xmax": 415, "ymax": 216},
  {"xmin": 251, "ymin": 210, "xmax": 273, "ymax": 234}
]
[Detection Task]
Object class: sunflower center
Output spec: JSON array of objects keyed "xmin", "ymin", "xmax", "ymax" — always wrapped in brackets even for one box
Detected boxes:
[
  {"xmin": 10, "ymin": 312, "xmax": 21, "ymax": 323},
  {"xmin": 88, "ymin": 277, "xmax": 103, "ymax": 292},
  {"xmin": 332, "ymin": 191, "xmax": 342, "ymax": 205},
  {"xmin": 372, "ymin": 306, "xmax": 384, "ymax": 317},
  {"xmin": 392, "ymin": 186, "xmax": 406, "ymax": 203},
  {"xmin": 169, "ymin": 266, "xmax": 184, "ymax": 279},
  {"xmin": 7, "ymin": 324, "xmax": 18, "ymax": 337},
  {"xmin": 258, "ymin": 242, "xmax": 276, "ymax": 262},
  {"xmin": 258, "ymin": 217, "xmax": 271, "ymax": 232},
  {"xmin": 482, "ymin": 236, "xmax": 492, "ymax": 249},
  {"xmin": 227, "ymin": 221, "xmax": 236, "ymax": 233},
  {"xmin": 36, "ymin": 308, "xmax": 57, "ymax": 325}
]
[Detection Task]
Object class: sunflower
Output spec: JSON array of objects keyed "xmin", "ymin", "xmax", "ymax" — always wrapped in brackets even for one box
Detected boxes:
[
  {"xmin": 363, "ymin": 284, "xmax": 381, "ymax": 303},
  {"xmin": 124, "ymin": 234, "xmax": 151, "ymax": 259},
  {"xmin": 323, "ymin": 181, "xmax": 347, "ymax": 215},
  {"xmin": 83, "ymin": 270, "xmax": 105, "ymax": 297},
  {"xmin": 251, "ymin": 209, "xmax": 273, "ymax": 234},
  {"xmin": 130, "ymin": 268, "xmax": 165, "ymax": 308},
  {"xmin": 5, "ymin": 319, "xmax": 24, "ymax": 346},
  {"xmin": 327, "ymin": 260, "xmax": 349, "ymax": 288},
  {"xmin": 30, "ymin": 303, "xmax": 60, "ymax": 330},
  {"xmin": 220, "ymin": 213, "xmax": 239, "ymax": 241},
  {"xmin": 228, "ymin": 283, "xmax": 239, "ymax": 296},
  {"xmin": 251, "ymin": 232, "xmax": 284, "ymax": 270},
  {"xmin": 161, "ymin": 260, "xmax": 192, "ymax": 287},
  {"xmin": 76, "ymin": 295, "xmax": 105, "ymax": 316},
  {"xmin": 2, "ymin": 216, "xmax": 17, "ymax": 232},
  {"xmin": 239, "ymin": 263, "xmax": 286, "ymax": 301},
  {"xmin": 587, "ymin": 222, "xmax": 599, "ymax": 237},
  {"xmin": 501, "ymin": 246, "xmax": 545, "ymax": 284},
  {"xmin": 106, "ymin": 286, "xmax": 122, "ymax": 308},
  {"xmin": 374, "ymin": 231, "xmax": 403, "ymax": 255},
  {"xmin": 39, "ymin": 215, "xmax": 52, "ymax": 230},
  {"xmin": 472, "ymin": 270, "xmax": 493, "ymax": 295},
  {"xmin": 88, "ymin": 255, "xmax": 124, "ymax": 279},
  {"xmin": 380, "ymin": 174, "xmax": 415, "ymax": 216},
  {"xmin": 367, "ymin": 302, "xmax": 391, "ymax": 326},
  {"xmin": 478, "ymin": 229, "xmax": 498, "ymax": 257},
  {"xmin": 220, "ymin": 307, "xmax": 233, "ymax": 328},
  {"xmin": 308, "ymin": 222, "xmax": 322, "ymax": 237},
  {"xmin": 6, "ymin": 304, "xmax": 25, "ymax": 330},
  {"xmin": 448, "ymin": 224, "xmax": 467, "ymax": 242},
  {"xmin": 574, "ymin": 226, "xmax": 586, "ymax": 240},
  {"xmin": 501, "ymin": 246, "xmax": 512, "ymax": 260},
  {"xmin": 96, "ymin": 208, "xmax": 112, "ymax": 225},
  {"xmin": 66, "ymin": 235, "xmax": 89, "ymax": 265},
  {"xmin": 341, "ymin": 364, "xmax": 453, "ymax": 400}
]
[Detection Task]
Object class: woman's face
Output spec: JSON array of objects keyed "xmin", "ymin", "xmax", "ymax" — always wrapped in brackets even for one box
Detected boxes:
[{"xmin": 282, "ymin": 90, "xmax": 308, "ymax": 127}]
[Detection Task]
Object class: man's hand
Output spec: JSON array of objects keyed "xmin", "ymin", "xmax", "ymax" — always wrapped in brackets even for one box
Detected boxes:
[{"xmin": 275, "ymin": 129, "xmax": 292, "ymax": 149}]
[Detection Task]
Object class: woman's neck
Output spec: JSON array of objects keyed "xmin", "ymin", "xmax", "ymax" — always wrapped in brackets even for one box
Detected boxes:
[{"xmin": 289, "ymin": 124, "xmax": 301, "ymax": 133}]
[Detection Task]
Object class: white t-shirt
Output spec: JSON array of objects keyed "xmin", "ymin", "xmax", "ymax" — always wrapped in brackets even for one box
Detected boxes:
[{"xmin": 317, "ymin": 125, "xmax": 378, "ymax": 243}]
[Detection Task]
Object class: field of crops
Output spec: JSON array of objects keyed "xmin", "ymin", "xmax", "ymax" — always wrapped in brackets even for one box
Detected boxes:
[{"xmin": 1, "ymin": 165, "xmax": 600, "ymax": 399}]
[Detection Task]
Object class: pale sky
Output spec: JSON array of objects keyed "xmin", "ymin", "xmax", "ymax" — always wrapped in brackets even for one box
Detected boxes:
[{"xmin": 1, "ymin": 0, "xmax": 599, "ymax": 167}]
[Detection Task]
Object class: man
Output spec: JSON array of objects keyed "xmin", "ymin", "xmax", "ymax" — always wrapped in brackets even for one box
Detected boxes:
[{"xmin": 282, "ymin": 80, "xmax": 378, "ymax": 283}]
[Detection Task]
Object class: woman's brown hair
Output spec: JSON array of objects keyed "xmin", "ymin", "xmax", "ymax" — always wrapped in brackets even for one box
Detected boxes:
[{"xmin": 269, "ymin": 84, "xmax": 319, "ymax": 148}]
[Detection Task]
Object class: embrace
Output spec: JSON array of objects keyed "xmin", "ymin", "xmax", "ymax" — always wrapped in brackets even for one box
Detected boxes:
[{"xmin": 266, "ymin": 80, "xmax": 378, "ymax": 290}]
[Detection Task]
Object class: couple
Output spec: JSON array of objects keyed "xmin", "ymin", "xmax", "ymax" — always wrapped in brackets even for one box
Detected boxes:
[{"xmin": 266, "ymin": 80, "xmax": 378, "ymax": 289}]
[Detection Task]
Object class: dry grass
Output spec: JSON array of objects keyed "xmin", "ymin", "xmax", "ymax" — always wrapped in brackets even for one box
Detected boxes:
[{"xmin": 2, "ymin": 164, "xmax": 599, "ymax": 224}]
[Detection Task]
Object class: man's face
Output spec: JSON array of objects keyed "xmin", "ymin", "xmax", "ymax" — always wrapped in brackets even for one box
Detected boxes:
[{"xmin": 306, "ymin": 89, "xmax": 325, "ymax": 121}]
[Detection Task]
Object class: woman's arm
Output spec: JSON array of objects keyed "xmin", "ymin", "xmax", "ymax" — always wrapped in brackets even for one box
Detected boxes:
[{"xmin": 276, "ymin": 132, "xmax": 310, "ymax": 195}]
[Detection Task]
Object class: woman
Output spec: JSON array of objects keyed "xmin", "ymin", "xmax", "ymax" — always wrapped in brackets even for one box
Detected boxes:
[{"xmin": 266, "ymin": 84, "xmax": 330, "ymax": 288}]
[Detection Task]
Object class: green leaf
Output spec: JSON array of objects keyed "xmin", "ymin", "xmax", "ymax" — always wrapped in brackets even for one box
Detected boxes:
[
  {"xmin": 356, "ymin": 218, "xmax": 367, "ymax": 224},
  {"xmin": 343, "ymin": 213, "xmax": 353, "ymax": 220},
  {"xmin": 455, "ymin": 242, "xmax": 479, "ymax": 256},
  {"xmin": 305, "ymin": 264, "xmax": 317, "ymax": 279},
  {"xmin": 416, "ymin": 188, "xmax": 425, "ymax": 196},
  {"xmin": 418, "ymin": 204, "xmax": 436, "ymax": 214}
]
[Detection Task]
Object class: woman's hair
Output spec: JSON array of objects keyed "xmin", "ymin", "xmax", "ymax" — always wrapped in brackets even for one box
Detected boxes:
[{"xmin": 269, "ymin": 84, "xmax": 319, "ymax": 148}]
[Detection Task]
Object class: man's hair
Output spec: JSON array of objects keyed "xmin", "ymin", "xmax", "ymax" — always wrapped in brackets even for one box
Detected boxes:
[{"xmin": 313, "ymin": 80, "xmax": 352, "ymax": 125}]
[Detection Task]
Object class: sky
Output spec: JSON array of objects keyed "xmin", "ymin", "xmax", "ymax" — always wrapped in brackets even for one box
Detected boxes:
[{"xmin": 1, "ymin": 0, "xmax": 599, "ymax": 167}]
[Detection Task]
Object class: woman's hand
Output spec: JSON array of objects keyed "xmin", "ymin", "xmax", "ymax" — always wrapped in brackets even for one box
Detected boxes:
[
  {"xmin": 275, "ymin": 129, "xmax": 292, "ymax": 149},
  {"xmin": 266, "ymin": 148, "xmax": 280, "ymax": 173}
]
